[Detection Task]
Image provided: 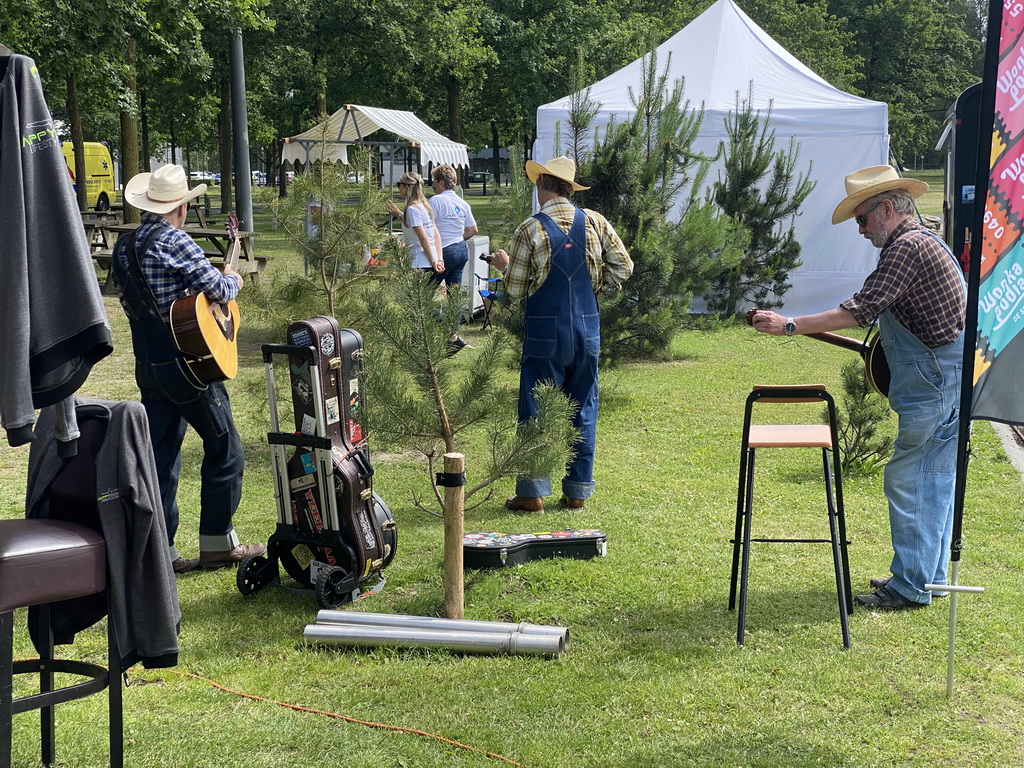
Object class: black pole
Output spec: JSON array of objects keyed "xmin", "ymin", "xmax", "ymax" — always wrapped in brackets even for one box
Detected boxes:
[
  {"xmin": 952, "ymin": 0, "xmax": 1003, "ymax": 565},
  {"xmin": 230, "ymin": 29, "xmax": 254, "ymax": 232}
]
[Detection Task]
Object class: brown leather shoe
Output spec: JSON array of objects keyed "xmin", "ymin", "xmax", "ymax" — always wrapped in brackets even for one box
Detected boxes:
[
  {"xmin": 505, "ymin": 496, "xmax": 544, "ymax": 512},
  {"xmin": 560, "ymin": 495, "xmax": 585, "ymax": 509},
  {"xmin": 172, "ymin": 556, "xmax": 200, "ymax": 574},
  {"xmin": 199, "ymin": 542, "xmax": 267, "ymax": 570}
]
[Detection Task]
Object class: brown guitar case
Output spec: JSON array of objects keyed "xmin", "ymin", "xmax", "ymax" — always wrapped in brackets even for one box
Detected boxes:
[
  {"xmin": 283, "ymin": 318, "xmax": 396, "ymax": 587},
  {"xmin": 238, "ymin": 319, "xmax": 395, "ymax": 609}
]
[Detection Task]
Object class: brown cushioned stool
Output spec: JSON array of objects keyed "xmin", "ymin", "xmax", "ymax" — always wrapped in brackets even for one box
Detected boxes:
[
  {"xmin": 0, "ymin": 518, "xmax": 122, "ymax": 767},
  {"xmin": 728, "ymin": 385, "xmax": 853, "ymax": 648}
]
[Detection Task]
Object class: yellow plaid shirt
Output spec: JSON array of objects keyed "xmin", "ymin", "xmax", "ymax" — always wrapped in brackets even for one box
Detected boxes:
[{"xmin": 503, "ymin": 198, "xmax": 633, "ymax": 299}]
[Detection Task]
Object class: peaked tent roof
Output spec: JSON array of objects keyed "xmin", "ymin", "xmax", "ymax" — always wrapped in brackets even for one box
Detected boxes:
[
  {"xmin": 538, "ymin": 0, "xmax": 882, "ymax": 136},
  {"xmin": 282, "ymin": 104, "xmax": 469, "ymax": 168},
  {"xmin": 534, "ymin": 0, "xmax": 890, "ymax": 317}
]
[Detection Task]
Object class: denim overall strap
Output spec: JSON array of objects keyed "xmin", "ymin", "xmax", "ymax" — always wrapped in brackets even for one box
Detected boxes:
[
  {"xmin": 877, "ymin": 230, "xmax": 965, "ymax": 603},
  {"xmin": 516, "ymin": 208, "xmax": 601, "ymax": 500}
]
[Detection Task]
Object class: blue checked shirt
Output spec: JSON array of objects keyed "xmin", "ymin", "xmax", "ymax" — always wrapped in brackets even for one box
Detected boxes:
[{"xmin": 115, "ymin": 213, "xmax": 239, "ymax": 315}]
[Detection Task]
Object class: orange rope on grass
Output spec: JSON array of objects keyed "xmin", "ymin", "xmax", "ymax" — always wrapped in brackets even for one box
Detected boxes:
[{"xmin": 161, "ymin": 669, "xmax": 521, "ymax": 766}]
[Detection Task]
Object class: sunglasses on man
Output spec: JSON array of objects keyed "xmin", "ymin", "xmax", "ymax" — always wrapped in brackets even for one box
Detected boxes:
[{"xmin": 855, "ymin": 201, "xmax": 882, "ymax": 227}]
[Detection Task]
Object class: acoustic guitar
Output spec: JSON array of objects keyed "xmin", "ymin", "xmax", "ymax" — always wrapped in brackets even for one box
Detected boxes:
[
  {"xmin": 170, "ymin": 214, "xmax": 241, "ymax": 383},
  {"xmin": 746, "ymin": 309, "xmax": 890, "ymax": 397}
]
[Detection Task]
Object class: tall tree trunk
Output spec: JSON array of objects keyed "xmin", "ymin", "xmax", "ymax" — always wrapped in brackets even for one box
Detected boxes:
[
  {"xmin": 169, "ymin": 117, "xmax": 177, "ymax": 166},
  {"xmin": 66, "ymin": 73, "xmax": 87, "ymax": 211},
  {"xmin": 219, "ymin": 75, "xmax": 233, "ymax": 213},
  {"xmin": 446, "ymin": 73, "xmax": 461, "ymax": 142},
  {"xmin": 490, "ymin": 120, "xmax": 501, "ymax": 184},
  {"xmin": 120, "ymin": 38, "xmax": 140, "ymax": 224},
  {"xmin": 141, "ymin": 91, "xmax": 151, "ymax": 172},
  {"xmin": 447, "ymin": 73, "xmax": 462, "ymax": 185}
]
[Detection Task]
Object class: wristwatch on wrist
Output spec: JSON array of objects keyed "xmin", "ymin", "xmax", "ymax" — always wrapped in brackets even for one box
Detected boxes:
[{"xmin": 783, "ymin": 317, "xmax": 797, "ymax": 336}]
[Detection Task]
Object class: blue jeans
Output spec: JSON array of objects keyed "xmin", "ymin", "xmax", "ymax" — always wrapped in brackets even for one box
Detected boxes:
[
  {"xmin": 137, "ymin": 370, "xmax": 245, "ymax": 555},
  {"xmin": 431, "ymin": 241, "xmax": 469, "ymax": 287},
  {"xmin": 880, "ymin": 311, "xmax": 962, "ymax": 604}
]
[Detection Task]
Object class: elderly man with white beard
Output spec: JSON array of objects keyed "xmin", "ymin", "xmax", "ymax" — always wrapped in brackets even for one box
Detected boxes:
[{"xmin": 751, "ymin": 165, "xmax": 966, "ymax": 611}]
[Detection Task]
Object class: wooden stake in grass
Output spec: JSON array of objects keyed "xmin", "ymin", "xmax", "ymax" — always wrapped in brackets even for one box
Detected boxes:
[{"xmin": 441, "ymin": 452, "xmax": 465, "ymax": 619}]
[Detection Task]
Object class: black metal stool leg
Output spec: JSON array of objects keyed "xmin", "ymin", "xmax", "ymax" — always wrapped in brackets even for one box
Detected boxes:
[
  {"xmin": 737, "ymin": 448, "xmax": 757, "ymax": 645},
  {"xmin": 729, "ymin": 442, "xmax": 752, "ymax": 610},
  {"xmin": 822, "ymin": 449, "xmax": 851, "ymax": 648},
  {"xmin": 1, "ymin": 611, "xmax": 13, "ymax": 768},
  {"xmin": 35, "ymin": 603, "xmax": 56, "ymax": 766},
  {"xmin": 108, "ymin": 614, "xmax": 123, "ymax": 768}
]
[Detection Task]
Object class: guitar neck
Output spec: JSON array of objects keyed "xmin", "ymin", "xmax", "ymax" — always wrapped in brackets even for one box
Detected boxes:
[
  {"xmin": 804, "ymin": 332, "xmax": 868, "ymax": 355},
  {"xmin": 224, "ymin": 238, "xmax": 240, "ymax": 272}
]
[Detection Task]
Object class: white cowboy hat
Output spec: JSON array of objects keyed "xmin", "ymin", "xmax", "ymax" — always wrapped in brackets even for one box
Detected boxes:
[
  {"xmin": 124, "ymin": 163, "xmax": 207, "ymax": 214},
  {"xmin": 525, "ymin": 156, "xmax": 590, "ymax": 191},
  {"xmin": 832, "ymin": 165, "xmax": 928, "ymax": 224}
]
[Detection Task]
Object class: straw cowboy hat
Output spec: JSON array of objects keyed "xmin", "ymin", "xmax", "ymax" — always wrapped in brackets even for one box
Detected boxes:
[
  {"xmin": 525, "ymin": 156, "xmax": 590, "ymax": 192},
  {"xmin": 125, "ymin": 164, "xmax": 207, "ymax": 214},
  {"xmin": 832, "ymin": 165, "xmax": 928, "ymax": 224}
]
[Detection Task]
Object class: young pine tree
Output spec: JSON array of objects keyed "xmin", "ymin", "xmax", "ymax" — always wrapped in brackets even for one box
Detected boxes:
[
  {"xmin": 705, "ymin": 91, "xmax": 816, "ymax": 316},
  {"xmin": 574, "ymin": 51, "xmax": 747, "ymax": 363},
  {"xmin": 361, "ymin": 240, "xmax": 578, "ymax": 515}
]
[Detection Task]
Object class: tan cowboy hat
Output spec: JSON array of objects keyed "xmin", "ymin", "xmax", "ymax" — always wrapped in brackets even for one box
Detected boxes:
[
  {"xmin": 525, "ymin": 156, "xmax": 590, "ymax": 191},
  {"xmin": 125, "ymin": 163, "xmax": 207, "ymax": 214},
  {"xmin": 832, "ymin": 165, "xmax": 928, "ymax": 224}
]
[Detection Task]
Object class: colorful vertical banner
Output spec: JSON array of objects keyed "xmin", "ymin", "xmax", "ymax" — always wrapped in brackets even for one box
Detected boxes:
[{"xmin": 974, "ymin": 3, "xmax": 1024, "ymax": 424}]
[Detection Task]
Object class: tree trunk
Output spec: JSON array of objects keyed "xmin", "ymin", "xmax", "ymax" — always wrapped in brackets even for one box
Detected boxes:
[
  {"xmin": 490, "ymin": 120, "xmax": 501, "ymax": 184},
  {"xmin": 219, "ymin": 75, "xmax": 233, "ymax": 214},
  {"xmin": 120, "ymin": 38, "xmax": 140, "ymax": 224},
  {"xmin": 66, "ymin": 73, "xmax": 87, "ymax": 211},
  {"xmin": 169, "ymin": 117, "xmax": 177, "ymax": 166},
  {"xmin": 447, "ymin": 73, "xmax": 461, "ymax": 143},
  {"xmin": 141, "ymin": 91, "xmax": 151, "ymax": 172}
]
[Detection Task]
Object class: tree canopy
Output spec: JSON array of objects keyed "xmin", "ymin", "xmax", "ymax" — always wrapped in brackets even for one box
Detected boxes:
[{"xmin": 0, "ymin": 0, "xmax": 984, "ymax": 172}]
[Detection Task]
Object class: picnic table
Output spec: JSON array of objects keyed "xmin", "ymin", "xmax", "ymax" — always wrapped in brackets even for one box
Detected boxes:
[
  {"xmin": 93, "ymin": 221, "xmax": 268, "ymax": 294},
  {"xmin": 81, "ymin": 211, "xmax": 120, "ymax": 252}
]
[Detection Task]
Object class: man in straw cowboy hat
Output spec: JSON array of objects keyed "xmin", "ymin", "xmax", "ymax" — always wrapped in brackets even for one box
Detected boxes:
[
  {"xmin": 112, "ymin": 164, "xmax": 265, "ymax": 574},
  {"xmin": 751, "ymin": 165, "xmax": 966, "ymax": 611},
  {"xmin": 490, "ymin": 156, "xmax": 633, "ymax": 512}
]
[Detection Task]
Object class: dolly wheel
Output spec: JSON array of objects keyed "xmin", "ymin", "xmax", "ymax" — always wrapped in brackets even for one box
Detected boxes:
[
  {"xmin": 315, "ymin": 566, "xmax": 353, "ymax": 609},
  {"xmin": 237, "ymin": 553, "xmax": 275, "ymax": 596}
]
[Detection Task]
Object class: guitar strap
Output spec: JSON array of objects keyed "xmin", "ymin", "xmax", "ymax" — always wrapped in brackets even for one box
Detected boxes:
[
  {"xmin": 112, "ymin": 227, "xmax": 208, "ymax": 393},
  {"xmin": 115, "ymin": 227, "xmax": 166, "ymax": 323}
]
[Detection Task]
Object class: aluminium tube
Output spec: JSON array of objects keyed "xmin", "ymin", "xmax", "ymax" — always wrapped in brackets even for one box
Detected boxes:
[
  {"xmin": 303, "ymin": 623, "xmax": 564, "ymax": 658},
  {"xmin": 314, "ymin": 610, "xmax": 569, "ymax": 645}
]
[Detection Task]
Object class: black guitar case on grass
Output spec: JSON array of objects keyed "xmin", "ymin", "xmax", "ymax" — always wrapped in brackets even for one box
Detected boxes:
[{"xmin": 463, "ymin": 529, "xmax": 608, "ymax": 569}]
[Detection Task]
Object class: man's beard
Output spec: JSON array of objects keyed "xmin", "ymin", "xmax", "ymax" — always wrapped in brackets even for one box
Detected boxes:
[{"xmin": 867, "ymin": 213, "xmax": 891, "ymax": 248}]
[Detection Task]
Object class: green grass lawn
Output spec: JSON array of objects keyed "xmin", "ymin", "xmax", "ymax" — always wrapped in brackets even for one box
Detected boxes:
[{"xmin": 4, "ymin": 180, "xmax": 1024, "ymax": 766}]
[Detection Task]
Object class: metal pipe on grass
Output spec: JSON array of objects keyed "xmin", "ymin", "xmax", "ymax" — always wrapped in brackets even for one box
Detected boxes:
[
  {"xmin": 314, "ymin": 610, "xmax": 570, "ymax": 645},
  {"xmin": 303, "ymin": 623, "xmax": 565, "ymax": 657}
]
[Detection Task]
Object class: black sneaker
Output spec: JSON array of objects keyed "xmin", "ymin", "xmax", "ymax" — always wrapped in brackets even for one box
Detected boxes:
[
  {"xmin": 446, "ymin": 336, "xmax": 472, "ymax": 357},
  {"xmin": 854, "ymin": 585, "xmax": 926, "ymax": 611}
]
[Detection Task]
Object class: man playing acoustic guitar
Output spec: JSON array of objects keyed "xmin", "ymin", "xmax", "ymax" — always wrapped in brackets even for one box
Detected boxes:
[
  {"xmin": 113, "ymin": 164, "xmax": 265, "ymax": 575},
  {"xmin": 751, "ymin": 165, "xmax": 966, "ymax": 611}
]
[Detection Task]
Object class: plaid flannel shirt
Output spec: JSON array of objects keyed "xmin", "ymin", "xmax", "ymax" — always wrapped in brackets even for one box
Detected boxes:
[
  {"xmin": 840, "ymin": 219, "xmax": 966, "ymax": 349},
  {"xmin": 115, "ymin": 213, "xmax": 239, "ymax": 315},
  {"xmin": 503, "ymin": 198, "xmax": 633, "ymax": 299}
]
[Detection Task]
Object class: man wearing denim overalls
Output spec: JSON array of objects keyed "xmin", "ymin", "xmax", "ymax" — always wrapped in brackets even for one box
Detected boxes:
[
  {"xmin": 491, "ymin": 157, "xmax": 633, "ymax": 513},
  {"xmin": 752, "ymin": 166, "xmax": 966, "ymax": 611}
]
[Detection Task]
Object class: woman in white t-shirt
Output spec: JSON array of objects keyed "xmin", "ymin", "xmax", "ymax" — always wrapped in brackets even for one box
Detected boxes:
[
  {"xmin": 428, "ymin": 164, "xmax": 478, "ymax": 288},
  {"xmin": 387, "ymin": 172, "xmax": 443, "ymax": 275}
]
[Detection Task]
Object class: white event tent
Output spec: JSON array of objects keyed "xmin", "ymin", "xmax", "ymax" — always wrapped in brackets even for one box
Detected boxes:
[
  {"xmin": 283, "ymin": 104, "xmax": 470, "ymax": 171},
  {"xmin": 534, "ymin": 0, "xmax": 890, "ymax": 315}
]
